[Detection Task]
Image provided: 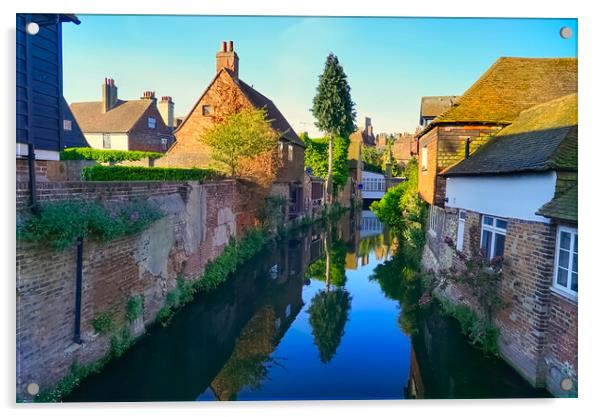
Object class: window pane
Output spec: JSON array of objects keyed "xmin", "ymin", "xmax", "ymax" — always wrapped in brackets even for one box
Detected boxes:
[
  {"xmin": 558, "ymin": 249, "xmax": 569, "ymax": 268},
  {"xmin": 556, "ymin": 268, "xmax": 568, "ymax": 287},
  {"xmin": 481, "ymin": 230, "xmax": 492, "ymax": 258},
  {"xmin": 495, "ymin": 219, "xmax": 507, "ymax": 229},
  {"xmin": 571, "ymin": 272, "xmax": 578, "ymax": 293},
  {"xmin": 560, "ymin": 231, "xmax": 571, "ymax": 250},
  {"xmin": 573, "ymin": 234, "xmax": 578, "ymax": 253},
  {"xmin": 572, "ymin": 253, "xmax": 577, "ymax": 273},
  {"xmin": 484, "ymin": 216, "xmax": 493, "ymax": 226},
  {"xmin": 459, "ymin": 210, "xmax": 466, "ymax": 220},
  {"xmin": 494, "ymin": 233, "xmax": 505, "ymax": 257}
]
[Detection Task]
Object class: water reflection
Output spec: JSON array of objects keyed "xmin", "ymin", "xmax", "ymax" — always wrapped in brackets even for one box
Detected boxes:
[{"xmin": 65, "ymin": 209, "xmax": 548, "ymax": 402}]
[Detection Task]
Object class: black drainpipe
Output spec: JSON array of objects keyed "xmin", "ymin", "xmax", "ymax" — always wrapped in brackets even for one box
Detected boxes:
[
  {"xmin": 464, "ymin": 138, "xmax": 471, "ymax": 159},
  {"xmin": 27, "ymin": 144, "xmax": 40, "ymax": 215},
  {"xmin": 73, "ymin": 237, "xmax": 84, "ymax": 344}
]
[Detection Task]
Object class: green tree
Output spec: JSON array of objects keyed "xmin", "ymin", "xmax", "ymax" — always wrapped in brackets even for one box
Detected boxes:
[
  {"xmin": 200, "ymin": 107, "xmax": 278, "ymax": 177},
  {"xmin": 303, "ymin": 134, "xmax": 350, "ymax": 194},
  {"xmin": 311, "ymin": 53, "xmax": 356, "ymax": 204},
  {"xmin": 361, "ymin": 145, "xmax": 384, "ymax": 173}
]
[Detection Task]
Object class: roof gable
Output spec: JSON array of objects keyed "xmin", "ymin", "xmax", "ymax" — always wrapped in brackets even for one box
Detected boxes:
[
  {"xmin": 70, "ymin": 99, "xmax": 154, "ymax": 133},
  {"xmin": 443, "ymin": 93, "xmax": 577, "ymax": 176},
  {"xmin": 176, "ymin": 68, "xmax": 304, "ymax": 147}
]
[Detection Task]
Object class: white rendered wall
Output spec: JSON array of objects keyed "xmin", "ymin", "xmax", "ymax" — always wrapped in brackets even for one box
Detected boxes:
[
  {"xmin": 445, "ymin": 172, "xmax": 557, "ymax": 223},
  {"xmin": 84, "ymin": 133, "xmax": 129, "ymax": 151}
]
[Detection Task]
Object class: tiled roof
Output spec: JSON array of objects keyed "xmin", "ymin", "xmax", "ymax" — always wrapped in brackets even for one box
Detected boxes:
[
  {"xmin": 443, "ymin": 93, "xmax": 577, "ymax": 176},
  {"xmin": 236, "ymin": 74, "xmax": 305, "ymax": 148},
  {"xmin": 537, "ymin": 181, "xmax": 577, "ymax": 223},
  {"xmin": 420, "ymin": 96, "xmax": 459, "ymax": 118},
  {"xmin": 70, "ymin": 99, "xmax": 154, "ymax": 133},
  {"xmin": 418, "ymin": 57, "xmax": 577, "ymax": 138}
]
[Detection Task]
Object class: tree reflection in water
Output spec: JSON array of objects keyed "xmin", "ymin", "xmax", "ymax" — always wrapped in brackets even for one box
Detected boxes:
[{"xmin": 306, "ymin": 225, "xmax": 352, "ymax": 363}]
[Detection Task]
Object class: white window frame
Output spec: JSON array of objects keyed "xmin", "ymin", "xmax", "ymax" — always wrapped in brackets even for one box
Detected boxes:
[
  {"xmin": 102, "ymin": 133, "xmax": 111, "ymax": 149},
  {"xmin": 278, "ymin": 141, "xmax": 284, "ymax": 159},
  {"xmin": 456, "ymin": 210, "xmax": 466, "ymax": 251},
  {"xmin": 480, "ymin": 215, "xmax": 507, "ymax": 259},
  {"xmin": 288, "ymin": 143, "xmax": 293, "ymax": 162},
  {"xmin": 63, "ymin": 119, "xmax": 72, "ymax": 131},
  {"xmin": 160, "ymin": 137, "xmax": 168, "ymax": 150},
  {"xmin": 421, "ymin": 145, "xmax": 428, "ymax": 171},
  {"xmin": 552, "ymin": 226, "xmax": 578, "ymax": 300},
  {"xmin": 148, "ymin": 117, "xmax": 156, "ymax": 129}
]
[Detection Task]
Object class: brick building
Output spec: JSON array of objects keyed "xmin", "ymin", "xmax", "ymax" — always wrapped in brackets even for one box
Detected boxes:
[
  {"xmin": 157, "ymin": 41, "xmax": 306, "ymax": 219},
  {"xmin": 70, "ymin": 79, "xmax": 175, "ymax": 153},
  {"xmin": 422, "ymin": 93, "xmax": 578, "ymax": 397},
  {"xmin": 416, "ymin": 58, "xmax": 577, "ymax": 207}
]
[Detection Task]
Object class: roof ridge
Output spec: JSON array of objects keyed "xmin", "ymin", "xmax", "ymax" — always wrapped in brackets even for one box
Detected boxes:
[{"xmin": 516, "ymin": 92, "xmax": 578, "ymax": 116}]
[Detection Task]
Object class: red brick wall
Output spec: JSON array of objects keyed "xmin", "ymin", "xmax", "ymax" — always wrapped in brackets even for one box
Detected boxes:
[
  {"xmin": 127, "ymin": 103, "xmax": 175, "ymax": 152},
  {"xmin": 418, "ymin": 124, "xmax": 502, "ymax": 206},
  {"xmin": 16, "ymin": 179, "xmax": 256, "ymax": 399},
  {"xmin": 16, "ymin": 158, "xmax": 49, "ymax": 183},
  {"xmin": 423, "ymin": 207, "xmax": 578, "ymax": 395}
]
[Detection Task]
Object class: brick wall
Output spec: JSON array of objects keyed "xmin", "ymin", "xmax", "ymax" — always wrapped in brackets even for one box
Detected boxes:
[
  {"xmin": 128, "ymin": 101, "xmax": 174, "ymax": 152},
  {"xmin": 418, "ymin": 125, "xmax": 502, "ymax": 206},
  {"xmin": 16, "ymin": 179, "xmax": 254, "ymax": 399},
  {"xmin": 422, "ymin": 207, "xmax": 578, "ymax": 396},
  {"xmin": 16, "ymin": 158, "xmax": 49, "ymax": 183}
]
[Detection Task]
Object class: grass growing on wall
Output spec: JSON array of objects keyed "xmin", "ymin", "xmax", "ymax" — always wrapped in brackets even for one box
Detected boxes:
[
  {"xmin": 82, "ymin": 165, "xmax": 219, "ymax": 182},
  {"xmin": 17, "ymin": 199, "xmax": 164, "ymax": 250},
  {"xmin": 60, "ymin": 147, "xmax": 164, "ymax": 163}
]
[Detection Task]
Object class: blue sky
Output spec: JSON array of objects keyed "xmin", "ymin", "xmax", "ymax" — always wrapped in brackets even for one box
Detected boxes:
[{"xmin": 62, "ymin": 15, "xmax": 577, "ymax": 136}]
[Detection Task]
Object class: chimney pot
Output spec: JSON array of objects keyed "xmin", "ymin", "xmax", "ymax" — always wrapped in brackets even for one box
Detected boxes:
[
  {"xmin": 222, "ymin": 41, "xmax": 227, "ymax": 52},
  {"xmin": 228, "ymin": 40, "xmax": 234, "ymax": 52}
]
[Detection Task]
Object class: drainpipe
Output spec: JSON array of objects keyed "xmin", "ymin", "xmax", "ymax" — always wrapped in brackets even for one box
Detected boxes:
[
  {"xmin": 73, "ymin": 237, "xmax": 84, "ymax": 344},
  {"xmin": 26, "ymin": 144, "xmax": 40, "ymax": 214},
  {"xmin": 464, "ymin": 138, "xmax": 471, "ymax": 159}
]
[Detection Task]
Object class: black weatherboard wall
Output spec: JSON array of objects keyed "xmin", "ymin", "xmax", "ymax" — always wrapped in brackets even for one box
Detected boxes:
[{"xmin": 16, "ymin": 13, "xmax": 86, "ymax": 157}]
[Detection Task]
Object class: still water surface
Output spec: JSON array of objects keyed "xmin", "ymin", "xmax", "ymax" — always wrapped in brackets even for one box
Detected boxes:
[{"xmin": 66, "ymin": 211, "xmax": 549, "ymax": 401}]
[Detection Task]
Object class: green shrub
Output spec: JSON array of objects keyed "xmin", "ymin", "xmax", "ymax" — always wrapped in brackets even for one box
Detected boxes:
[
  {"xmin": 91, "ymin": 312, "xmax": 114, "ymax": 335},
  {"xmin": 17, "ymin": 199, "xmax": 163, "ymax": 250},
  {"xmin": 60, "ymin": 147, "xmax": 164, "ymax": 163},
  {"xmin": 439, "ymin": 299, "xmax": 500, "ymax": 356},
  {"xmin": 82, "ymin": 165, "xmax": 218, "ymax": 182},
  {"xmin": 109, "ymin": 328, "xmax": 133, "ymax": 359},
  {"xmin": 126, "ymin": 295, "xmax": 144, "ymax": 322}
]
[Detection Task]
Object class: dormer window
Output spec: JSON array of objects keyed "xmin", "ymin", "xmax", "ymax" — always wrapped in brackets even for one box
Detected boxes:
[
  {"xmin": 148, "ymin": 117, "xmax": 156, "ymax": 129},
  {"xmin": 202, "ymin": 105, "xmax": 212, "ymax": 116}
]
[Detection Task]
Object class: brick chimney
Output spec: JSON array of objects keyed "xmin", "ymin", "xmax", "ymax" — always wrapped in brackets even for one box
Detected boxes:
[
  {"xmin": 101, "ymin": 78, "xmax": 118, "ymax": 113},
  {"xmin": 158, "ymin": 96, "xmax": 175, "ymax": 129},
  {"xmin": 140, "ymin": 91, "xmax": 156, "ymax": 100},
  {"xmin": 216, "ymin": 40, "xmax": 239, "ymax": 80}
]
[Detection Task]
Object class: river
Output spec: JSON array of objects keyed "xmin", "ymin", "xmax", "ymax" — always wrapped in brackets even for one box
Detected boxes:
[{"xmin": 65, "ymin": 210, "xmax": 549, "ymax": 401}]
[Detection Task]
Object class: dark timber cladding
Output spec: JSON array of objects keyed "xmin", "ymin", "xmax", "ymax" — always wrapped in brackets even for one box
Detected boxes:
[{"xmin": 16, "ymin": 14, "xmax": 85, "ymax": 153}]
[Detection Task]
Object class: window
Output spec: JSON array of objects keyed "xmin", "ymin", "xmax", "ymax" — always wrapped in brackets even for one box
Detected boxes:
[
  {"xmin": 480, "ymin": 215, "xmax": 507, "ymax": 259},
  {"xmin": 148, "ymin": 117, "xmax": 156, "ymax": 129},
  {"xmin": 161, "ymin": 137, "xmax": 168, "ymax": 151},
  {"xmin": 421, "ymin": 146, "xmax": 428, "ymax": 171},
  {"xmin": 553, "ymin": 226, "xmax": 578, "ymax": 299},
  {"xmin": 278, "ymin": 141, "xmax": 284, "ymax": 159},
  {"xmin": 456, "ymin": 210, "xmax": 466, "ymax": 251},
  {"xmin": 202, "ymin": 105, "xmax": 212, "ymax": 116},
  {"xmin": 63, "ymin": 119, "xmax": 72, "ymax": 131},
  {"xmin": 102, "ymin": 133, "xmax": 111, "ymax": 149},
  {"xmin": 288, "ymin": 143, "xmax": 293, "ymax": 161}
]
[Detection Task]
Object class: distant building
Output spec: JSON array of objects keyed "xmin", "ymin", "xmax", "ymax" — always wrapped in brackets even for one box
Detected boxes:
[
  {"xmin": 70, "ymin": 80, "xmax": 175, "ymax": 152},
  {"xmin": 350, "ymin": 116, "xmax": 377, "ymax": 147},
  {"xmin": 391, "ymin": 132, "xmax": 417, "ymax": 166}
]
